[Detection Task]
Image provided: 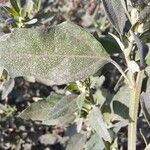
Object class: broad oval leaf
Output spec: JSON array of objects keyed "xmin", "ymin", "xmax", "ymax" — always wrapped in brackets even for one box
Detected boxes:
[
  {"xmin": 19, "ymin": 93, "xmax": 62, "ymax": 121},
  {"xmin": 0, "ymin": 21, "xmax": 109, "ymax": 85},
  {"xmin": 19, "ymin": 93, "xmax": 79, "ymax": 125}
]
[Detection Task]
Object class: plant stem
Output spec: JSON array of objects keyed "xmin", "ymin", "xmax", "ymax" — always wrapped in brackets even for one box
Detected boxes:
[{"xmin": 128, "ymin": 70, "xmax": 144, "ymax": 150}]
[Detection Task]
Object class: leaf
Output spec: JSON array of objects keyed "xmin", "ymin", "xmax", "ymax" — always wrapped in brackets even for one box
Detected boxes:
[
  {"xmin": 85, "ymin": 133, "xmax": 105, "ymax": 150},
  {"xmin": 140, "ymin": 79, "xmax": 150, "ymax": 125},
  {"xmin": 96, "ymin": 35, "xmax": 122, "ymax": 54},
  {"xmin": 131, "ymin": 31, "xmax": 149, "ymax": 68},
  {"xmin": 141, "ymin": 93, "xmax": 150, "ymax": 125},
  {"xmin": 3, "ymin": 6, "xmax": 18, "ymax": 16},
  {"xmin": 43, "ymin": 94, "xmax": 78, "ymax": 125},
  {"xmin": 24, "ymin": 0, "xmax": 34, "ymax": 15},
  {"xmin": 0, "ymin": 21, "xmax": 109, "ymax": 85},
  {"xmin": 112, "ymin": 85, "xmax": 130, "ymax": 120},
  {"xmin": 19, "ymin": 93, "xmax": 78, "ymax": 125},
  {"xmin": 10, "ymin": 0, "xmax": 20, "ymax": 14},
  {"xmin": 109, "ymin": 33, "xmax": 124, "ymax": 51},
  {"xmin": 19, "ymin": 93, "xmax": 62, "ymax": 121},
  {"xmin": 33, "ymin": 0, "xmax": 41, "ymax": 11},
  {"xmin": 1, "ymin": 78, "xmax": 15, "ymax": 100},
  {"xmin": 66, "ymin": 133, "xmax": 87, "ymax": 150},
  {"xmin": 76, "ymin": 93, "xmax": 86, "ymax": 111},
  {"xmin": 145, "ymin": 43, "xmax": 150, "ymax": 66},
  {"xmin": 140, "ymin": 30, "xmax": 150, "ymax": 44},
  {"xmin": 88, "ymin": 106, "xmax": 112, "ymax": 142},
  {"xmin": 102, "ymin": 0, "xmax": 128, "ymax": 34}
]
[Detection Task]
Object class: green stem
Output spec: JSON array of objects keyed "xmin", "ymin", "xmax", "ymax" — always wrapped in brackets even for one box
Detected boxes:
[{"xmin": 128, "ymin": 70, "xmax": 144, "ymax": 150}]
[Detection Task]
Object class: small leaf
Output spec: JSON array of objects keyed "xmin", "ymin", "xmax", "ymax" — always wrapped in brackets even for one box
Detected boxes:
[
  {"xmin": 140, "ymin": 30, "xmax": 150, "ymax": 44},
  {"xmin": 145, "ymin": 43, "xmax": 150, "ymax": 66},
  {"xmin": 66, "ymin": 133, "xmax": 87, "ymax": 150},
  {"xmin": 1, "ymin": 78, "xmax": 15, "ymax": 100},
  {"xmin": 109, "ymin": 33, "xmax": 125, "ymax": 51},
  {"xmin": 3, "ymin": 6, "xmax": 18, "ymax": 16},
  {"xmin": 95, "ymin": 35, "xmax": 122, "ymax": 54},
  {"xmin": 10, "ymin": 0, "xmax": 20, "ymax": 14},
  {"xmin": 24, "ymin": 0, "xmax": 34, "ymax": 16},
  {"xmin": 33, "ymin": 0, "xmax": 41, "ymax": 11},
  {"xmin": 102, "ymin": 0, "xmax": 128, "ymax": 34},
  {"xmin": 85, "ymin": 133, "xmax": 105, "ymax": 150},
  {"xmin": 0, "ymin": 21, "xmax": 109, "ymax": 85},
  {"xmin": 88, "ymin": 106, "xmax": 112, "ymax": 142},
  {"xmin": 25, "ymin": 18, "xmax": 38, "ymax": 25},
  {"xmin": 131, "ymin": 31, "xmax": 149, "ymax": 68},
  {"xmin": 128, "ymin": 60, "xmax": 140, "ymax": 73},
  {"xmin": 76, "ymin": 93, "xmax": 86, "ymax": 111}
]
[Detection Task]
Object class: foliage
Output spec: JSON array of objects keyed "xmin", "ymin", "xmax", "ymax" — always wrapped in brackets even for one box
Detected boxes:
[
  {"xmin": 0, "ymin": 0, "xmax": 150, "ymax": 149},
  {"xmin": 2, "ymin": 0, "xmax": 41, "ymax": 27}
]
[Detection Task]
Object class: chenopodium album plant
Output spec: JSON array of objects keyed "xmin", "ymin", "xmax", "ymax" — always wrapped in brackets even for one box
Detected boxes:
[{"xmin": 0, "ymin": 0, "xmax": 150, "ymax": 149}]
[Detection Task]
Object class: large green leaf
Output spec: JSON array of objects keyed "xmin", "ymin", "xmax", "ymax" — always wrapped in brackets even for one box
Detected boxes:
[
  {"xmin": 19, "ymin": 93, "xmax": 78, "ymax": 125},
  {"xmin": 0, "ymin": 21, "xmax": 109, "ymax": 85}
]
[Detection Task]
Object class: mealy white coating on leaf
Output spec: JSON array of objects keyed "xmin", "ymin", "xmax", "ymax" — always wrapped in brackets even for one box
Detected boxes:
[
  {"xmin": 0, "ymin": 21, "xmax": 109, "ymax": 85},
  {"xmin": 19, "ymin": 93, "xmax": 63, "ymax": 121},
  {"xmin": 43, "ymin": 94, "xmax": 78, "ymax": 125}
]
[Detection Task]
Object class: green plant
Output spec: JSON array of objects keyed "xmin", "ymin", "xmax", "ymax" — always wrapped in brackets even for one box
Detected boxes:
[
  {"xmin": 2, "ymin": 0, "xmax": 41, "ymax": 27},
  {"xmin": 0, "ymin": 0, "xmax": 150, "ymax": 149}
]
